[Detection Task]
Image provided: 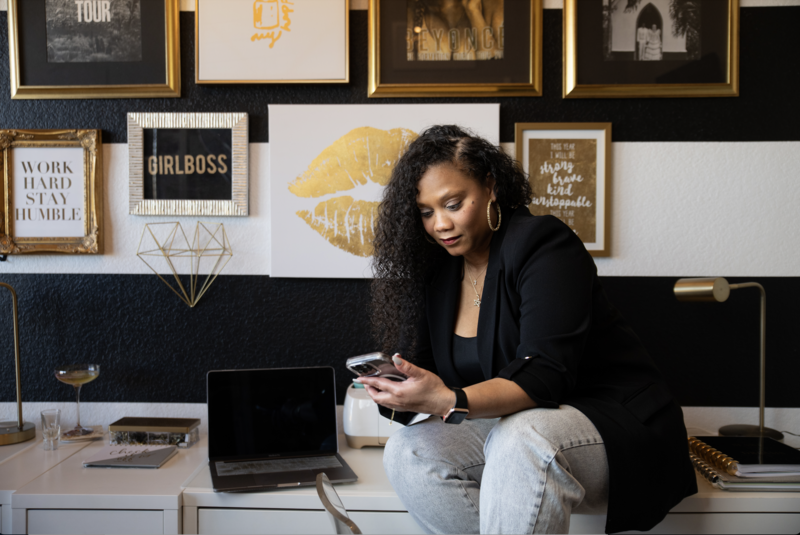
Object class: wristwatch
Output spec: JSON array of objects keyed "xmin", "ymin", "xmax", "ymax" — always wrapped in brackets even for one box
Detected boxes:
[{"xmin": 443, "ymin": 387, "xmax": 469, "ymax": 424}]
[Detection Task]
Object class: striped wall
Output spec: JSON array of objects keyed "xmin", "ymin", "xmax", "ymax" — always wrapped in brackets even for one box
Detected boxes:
[{"xmin": 0, "ymin": 4, "xmax": 799, "ymax": 441}]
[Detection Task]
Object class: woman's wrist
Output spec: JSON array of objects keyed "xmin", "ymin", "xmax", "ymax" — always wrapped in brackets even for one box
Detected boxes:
[{"xmin": 435, "ymin": 385, "xmax": 457, "ymax": 417}]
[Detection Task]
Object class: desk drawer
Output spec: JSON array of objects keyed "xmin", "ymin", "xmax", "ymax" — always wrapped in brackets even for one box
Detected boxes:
[
  {"xmin": 27, "ymin": 509, "xmax": 164, "ymax": 535},
  {"xmin": 198, "ymin": 508, "xmax": 424, "ymax": 535},
  {"xmin": 570, "ymin": 513, "xmax": 800, "ymax": 534}
]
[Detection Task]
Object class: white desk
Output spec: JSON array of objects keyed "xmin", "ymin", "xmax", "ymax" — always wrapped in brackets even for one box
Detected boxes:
[
  {"xmin": 0, "ymin": 432, "xmax": 91, "ymax": 534},
  {"xmin": 570, "ymin": 473, "xmax": 800, "ymax": 534},
  {"xmin": 182, "ymin": 432, "xmax": 423, "ymax": 535},
  {"xmin": 185, "ymin": 469, "xmax": 800, "ymax": 535},
  {"xmin": 10, "ymin": 437, "xmax": 209, "ymax": 535},
  {"xmin": 5, "ymin": 413, "xmax": 800, "ymax": 535}
]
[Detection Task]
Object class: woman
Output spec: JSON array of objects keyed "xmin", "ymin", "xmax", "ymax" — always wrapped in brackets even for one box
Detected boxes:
[
  {"xmin": 357, "ymin": 126, "xmax": 696, "ymax": 534},
  {"xmin": 643, "ymin": 23, "xmax": 663, "ymax": 61}
]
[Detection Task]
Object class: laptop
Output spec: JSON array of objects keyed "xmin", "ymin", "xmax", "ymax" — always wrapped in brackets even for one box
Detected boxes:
[{"xmin": 207, "ymin": 367, "xmax": 358, "ymax": 492}]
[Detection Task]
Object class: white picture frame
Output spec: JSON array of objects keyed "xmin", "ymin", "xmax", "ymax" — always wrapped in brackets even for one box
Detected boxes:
[
  {"xmin": 127, "ymin": 113, "xmax": 249, "ymax": 217},
  {"xmin": 196, "ymin": 0, "xmax": 349, "ymax": 84}
]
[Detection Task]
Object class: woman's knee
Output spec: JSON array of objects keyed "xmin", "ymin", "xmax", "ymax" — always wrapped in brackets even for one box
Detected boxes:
[
  {"xmin": 382, "ymin": 420, "xmax": 442, "ymax": 480},
  {"xmin": 485, "ymin": 408, "xmax": 566, "ymax": 460},
  {"xmin": 487, "ymin": 406, "xmax": 599, "ymax": 456},
  {"xmin": 383, "ymin": 425, "xmax": 418, "ymax": 479}
]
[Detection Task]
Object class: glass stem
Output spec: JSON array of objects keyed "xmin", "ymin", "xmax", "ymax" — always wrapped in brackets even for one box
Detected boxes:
[{"xmin": 74, "ymin": 384, "xmax": 82, "ymax": 428}]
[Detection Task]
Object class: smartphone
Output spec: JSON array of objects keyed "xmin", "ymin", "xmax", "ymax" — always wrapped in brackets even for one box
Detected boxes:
[{"xmin": 346, "ymin": 352, "xmax": 407, "ymax": 382}]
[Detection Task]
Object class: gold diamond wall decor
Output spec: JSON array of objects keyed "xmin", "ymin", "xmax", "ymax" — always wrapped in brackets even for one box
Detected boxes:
[{"xmin": 136, "ymin": 222, "xmax": 232, "ymax": 308}]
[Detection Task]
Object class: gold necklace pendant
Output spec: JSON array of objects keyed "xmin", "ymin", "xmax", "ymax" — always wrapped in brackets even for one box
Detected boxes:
[{"xmin": 466, "ymin": 263, "xmax": 484, "ymax": 308}]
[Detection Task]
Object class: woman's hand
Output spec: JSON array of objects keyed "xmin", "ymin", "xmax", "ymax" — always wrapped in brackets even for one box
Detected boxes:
[{"xmin": 356, "ymin": 355, "xmax": 455, "ymax": 417}]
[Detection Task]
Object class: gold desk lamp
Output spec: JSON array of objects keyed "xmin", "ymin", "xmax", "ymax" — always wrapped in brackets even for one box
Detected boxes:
[
  {"xmin": 674, "ymin": 277, "xmax": 783, "ymax": 440},
  {"xmin": 0, "ymin": 283, "xmax": 35, "ymax": 446}
]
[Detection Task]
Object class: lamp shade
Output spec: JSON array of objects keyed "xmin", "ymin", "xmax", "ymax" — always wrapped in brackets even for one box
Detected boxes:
[{"xmin": 674, "ymin": 277, "xmax": 731, "ymax": 302}]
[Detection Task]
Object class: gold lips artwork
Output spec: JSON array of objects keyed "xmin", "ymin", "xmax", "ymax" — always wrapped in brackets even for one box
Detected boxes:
[{"xmin": 288, "ymin": 126, "xmax": 418, "ymax": 257}]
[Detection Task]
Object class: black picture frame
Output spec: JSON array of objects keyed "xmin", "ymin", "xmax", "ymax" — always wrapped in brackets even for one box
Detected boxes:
[
  {"xmin": 8, "ymin": 0, "xmax": 181, "ymax": 99},
  {"xmin": 368, "ymin": 0, "xmax": 542, "ymax": 97},
  {"xmin": 564, "ymin": 0, "xmax": 739, "ymax": 98}
]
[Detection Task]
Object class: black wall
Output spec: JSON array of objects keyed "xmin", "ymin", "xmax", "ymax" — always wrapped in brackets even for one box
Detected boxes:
[{"xmin": 0, "ymin": 8, "xmax": 798, "ymax": 408}]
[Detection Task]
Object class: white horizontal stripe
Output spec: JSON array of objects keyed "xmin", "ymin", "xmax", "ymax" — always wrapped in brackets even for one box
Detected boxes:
[
  {"xmin": 2, "ymin": 0, "xmax": 797, "ymax": 11},
  {"xmin": 0, "ymin": 143, "xmax": 270, "ymax": 276},
  {"xmin": 683, "ymin": 406, "xmax": 800, "ymax": 449},
  {"xmin": 0, "ymin": 141, "xmax": 798, "ymax": 277},
  {"xmin": 181, "ymin": 0, "xmax": 800, "ymax": 10},
  {"xmin": 541, "ymin": 0, "xmax": 800, "ymax": 7},
  {"xmin": 1, "ymin": 401, "xmax": 210, "ymax": 439},
  {"xmin": 3, "ymin": 402, "xmax": 799, "ymax": 450}
]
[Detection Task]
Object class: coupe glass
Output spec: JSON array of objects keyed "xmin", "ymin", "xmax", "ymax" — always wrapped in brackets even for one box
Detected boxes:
[{"xmin": 54, "ymin": 364, "xmax": 100, "ymax": 437}]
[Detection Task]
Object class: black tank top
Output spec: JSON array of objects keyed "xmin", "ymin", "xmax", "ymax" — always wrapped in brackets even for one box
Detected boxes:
[{"xmin": 452, "ymin": 334, "xmax": 484, "ymax": 386}]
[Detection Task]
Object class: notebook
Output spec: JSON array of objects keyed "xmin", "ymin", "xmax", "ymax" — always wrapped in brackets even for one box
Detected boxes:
[
  {"xmin": 689, "ymin": 436, "xmax": 800, "ymax": 477},
  {"xmin": 690, "ymin": 453, "xmax": 800, "ymax": 491},
  {"xmin": 83, "ymin": 445, "xmax": 178, "ymax": 468},
  {"xmin": 207, "ymin": 367, "xmax": 358, "ymax": 493}
]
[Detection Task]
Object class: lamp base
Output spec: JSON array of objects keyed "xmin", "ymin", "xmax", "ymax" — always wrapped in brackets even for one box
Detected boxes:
[
  {"xmin": 0, "ymin": 421, "xmax": 36, "ymax": 446},
  {"xmin": 719, "ymin": 424, "xmax": 784, "ymax": 441}
]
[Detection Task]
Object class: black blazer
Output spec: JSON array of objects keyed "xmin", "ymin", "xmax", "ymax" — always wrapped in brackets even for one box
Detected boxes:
[{"xmin": 383, "ymin": 208, "xmax": 697, "ymax": 533}]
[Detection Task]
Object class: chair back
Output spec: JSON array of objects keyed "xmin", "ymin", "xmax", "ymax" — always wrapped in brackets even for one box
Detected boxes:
[{"xmin": 316, "ymin": 472, "xmax": 362, "ymax": 534}]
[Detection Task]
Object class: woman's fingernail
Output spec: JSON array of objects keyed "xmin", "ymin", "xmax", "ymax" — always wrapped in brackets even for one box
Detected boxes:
[{"xmin": 392, "ymin": 355, "xmax": 402, "ymax": 366}]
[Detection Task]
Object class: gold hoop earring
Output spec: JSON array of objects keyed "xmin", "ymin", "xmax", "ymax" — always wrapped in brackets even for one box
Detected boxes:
[{"xmin": 487, "ymin": 200, "xmax": 501, "ymax": 232}]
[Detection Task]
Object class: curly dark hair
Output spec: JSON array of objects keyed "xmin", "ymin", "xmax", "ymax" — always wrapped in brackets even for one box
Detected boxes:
[{"xmin": 370, "ymin": 125, "xmax": 533, "ymax": 357}]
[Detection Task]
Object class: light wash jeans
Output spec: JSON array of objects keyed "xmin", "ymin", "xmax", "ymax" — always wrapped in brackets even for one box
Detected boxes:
[{"xmin": 383, "ymin": 405, "xmax": 609, "ymax": 534}]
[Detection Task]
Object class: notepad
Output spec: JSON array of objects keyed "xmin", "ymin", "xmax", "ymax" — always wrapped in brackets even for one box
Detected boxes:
[
  {"xmin": 83, "ymin": 445, "xmax": 178, "ymax": 469},
  {"xmin": 689, "ymin": 436, "xmax": 800, "ymax": 478}
]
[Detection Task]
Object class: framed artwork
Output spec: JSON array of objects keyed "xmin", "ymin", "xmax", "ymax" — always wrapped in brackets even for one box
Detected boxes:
[
  {"xmin": 269, "ymin": 104, "xmax": 500, "ymax": 278},
  {"xmin": 7, "ymin": 0, "xmax": 180, "ymax": 100},
  {"xmin": 564, "ymin": 0, "xmax": 739, "ymax": 98},
  {"xmin": 195, "ymin": 0, "xmax": 349, "ymax": 84},
  {"xmin": 368, "ymin": 0, "xmax": 542, "ymax": 97},
  {"xmin": 0, "ymin": 129, "xmax": 103, "ymax": 254},
  {"xmin": 515, "ymin": 123, "xmax": 611, "ymax": 257},
  {"xmin": 127, "ymin": 113, "xmax": 249, "ymax": 216}
]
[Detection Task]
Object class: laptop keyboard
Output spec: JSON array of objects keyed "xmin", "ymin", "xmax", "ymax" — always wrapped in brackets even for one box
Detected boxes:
[{"xmin": 215, "ymin": 456, "xmax": 343, "ymax": 476}]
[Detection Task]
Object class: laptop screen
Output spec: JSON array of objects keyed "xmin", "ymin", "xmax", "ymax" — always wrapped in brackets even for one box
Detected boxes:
[{"xmin": 207, "ymin": 367, "xmax": 338, "ymax": 460}]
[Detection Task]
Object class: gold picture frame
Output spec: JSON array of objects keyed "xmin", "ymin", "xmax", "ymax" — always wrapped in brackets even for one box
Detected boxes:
[
  {"xmin": 564, "ymin": 0, "xmax": 739, "ymax": 98},
  {"xmin": 0, "ymin": 129, "xmax": 103, "ymax": 254},
  {"xmin": 195, "ymin": 0, "xmax": 350, "ymax": 84},
  {"xmin": 368, "ymin": 0, "xmax": 542, "ymax": 98},
  {"xmin": 128, "ymin": 113, "xmax": 249, "ymax": 217},
  {"xmin": 8, "ymin": 0, "xmax": 181, "ymax": 100},
  {"xmin": 515, "ymin": 122, "xmax": 611, "ymax": 257}
]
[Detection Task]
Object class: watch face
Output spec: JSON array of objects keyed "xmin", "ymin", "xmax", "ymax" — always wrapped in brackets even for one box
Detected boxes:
[{"xmin": 444, "ymin": 408, "xmax": 469, "ymax": 425}]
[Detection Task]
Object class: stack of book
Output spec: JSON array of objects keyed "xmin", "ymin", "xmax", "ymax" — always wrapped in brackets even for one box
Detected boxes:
[{"xmin": 689, "ymin": 436, "xmax": 800, "ymax": 491}]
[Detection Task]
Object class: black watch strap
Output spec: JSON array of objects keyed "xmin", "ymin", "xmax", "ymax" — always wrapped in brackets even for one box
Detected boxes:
[{"xmin": 443, "ymin": 387, "xmax": 469, "ymax": 424}]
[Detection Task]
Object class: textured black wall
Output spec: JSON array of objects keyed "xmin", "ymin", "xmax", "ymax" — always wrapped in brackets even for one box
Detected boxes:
[
  {"xmin": 1, "ymin": 8, "xmax": 799, "ymax": 143},
  {"xmin": 0, "ymin": 275, "xmax": 798, "ymax": 408},
  {"xmin": 0, "ymin": 7, "xmax": 798, "ymax": 409}
]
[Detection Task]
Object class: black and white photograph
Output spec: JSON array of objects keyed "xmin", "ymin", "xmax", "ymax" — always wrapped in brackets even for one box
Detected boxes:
[
  {"xmin": 564, "ymin": 0, "xmax": 736, "ymax": 97},
  {"xmin": 45, "ymin": 0, "xmax": 143, "ymax": 63},
  {"xmin": 406, "ymin": 0, "xmax": 504, "ymax": 61},
  {"xmin": 603, "ymin": 0, "xmax": 701, "ymax": 62}
]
